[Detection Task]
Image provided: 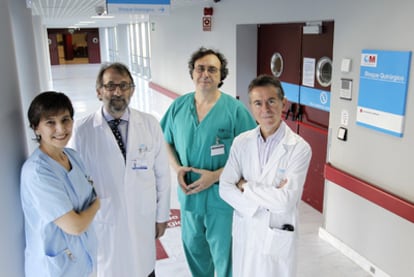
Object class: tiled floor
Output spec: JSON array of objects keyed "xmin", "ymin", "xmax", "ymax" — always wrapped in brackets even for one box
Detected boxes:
[{"xmin": 51, "ymin": 63, "xmax": 371, "ymax": 277}]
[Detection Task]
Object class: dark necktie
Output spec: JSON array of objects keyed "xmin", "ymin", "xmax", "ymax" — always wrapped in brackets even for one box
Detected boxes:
[{"xmin": 108, "ymin": 119, "xmax": 126, "ymax": 160}]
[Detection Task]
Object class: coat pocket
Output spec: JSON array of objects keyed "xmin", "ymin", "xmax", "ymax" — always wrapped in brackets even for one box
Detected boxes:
[
  {"xmin": 262, "ymin": 226, "xmax": 295, "ymax": 260},
  {"xmin": 45, "ymin": 248, "xmax": 75, "ymax": 276}
]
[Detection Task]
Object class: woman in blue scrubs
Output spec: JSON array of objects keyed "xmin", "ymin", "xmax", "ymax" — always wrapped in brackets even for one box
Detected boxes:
[{"xmin": 20, "ymin": 91, "xmax": 100, "ymax": 277}]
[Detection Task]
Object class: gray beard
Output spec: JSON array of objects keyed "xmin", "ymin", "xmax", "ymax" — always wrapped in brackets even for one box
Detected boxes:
[{"xmin": 109, "ymin": 98, "xmax": 128, "ymax": 113}]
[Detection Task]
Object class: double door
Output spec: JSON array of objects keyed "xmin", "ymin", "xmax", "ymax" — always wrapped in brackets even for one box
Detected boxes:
[
  {"xmin": 47, "ymin": 29, "xmax": 101, "ymax": 65},
  {"xmin": 257, "ymin": 21, "xmax": 334, "ymax": 212}
]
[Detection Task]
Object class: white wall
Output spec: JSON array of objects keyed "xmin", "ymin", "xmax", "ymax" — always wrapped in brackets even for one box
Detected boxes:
[
  {"xmin": 9, "ymin": 0, "xmax": 43, "ymax": 154},
  {"xmin": 99, "ymin": 28, "xmax": 110, "ymax": 63},
  {"xmin": 32, "ymin": 16, "xmax": 53, "ymax": 92},
  {"xmin": 326, "ymin": 3, "xmax": 414, "ymax": 276},
  {"xmin": 116, "ymin": 25, "xmax": 131, "ymax": 66},
  {"xmin": 235, "ymin": 24, "xmax": 257, "ymax": 108},
  {"xmin": 150, "ymin": 3, "xmax": 239, "ymax": 94},
  {"xmin": 150, "ymin": 1, "xmax": 414, "ymax": 276},
  {"xmin": 0, "ymin": 0, "xmax": 41, "ymax": 275}
]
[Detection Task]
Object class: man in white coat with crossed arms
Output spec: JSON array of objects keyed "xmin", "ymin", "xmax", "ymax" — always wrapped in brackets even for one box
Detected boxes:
[{"xmin": 219, "ymin": 74, "xmax": 311, "ymax": 277}]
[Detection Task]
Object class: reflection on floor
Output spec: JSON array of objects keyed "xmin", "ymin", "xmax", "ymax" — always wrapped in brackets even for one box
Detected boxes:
[
  {"xmin": 51, "ymin": 64, "xmax": 371, "ymax": 277},
  {"xmin": 58, "ymin": 57, "xmax": 90, "ymax": 65}
]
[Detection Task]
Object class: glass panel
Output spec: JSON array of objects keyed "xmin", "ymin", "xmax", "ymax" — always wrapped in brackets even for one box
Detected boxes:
[
  {"xmin": 316, "ymin": 57, "xmax": 332, "ymax": 87},
  {"xmin": 270, "ymin": 52, "xmax": 283, "ymax": 78}
]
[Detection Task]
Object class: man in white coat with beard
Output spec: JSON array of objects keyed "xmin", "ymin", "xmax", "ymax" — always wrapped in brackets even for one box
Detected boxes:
[
  {"xmin": 219, "ymin": 74, "xmax": 311, "ymax": 277},
  {"xmin": 69, "ymin": 62, "xmax": 171, "ymax": 277}
]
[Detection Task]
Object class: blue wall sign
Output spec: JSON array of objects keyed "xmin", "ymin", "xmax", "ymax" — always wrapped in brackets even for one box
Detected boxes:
[
  {"xmin": 281, "ymin": 81, "xmax": 300, "ymax": 103},
  {"xmin": 280, "ymin": 82, "xmax": 331, "ymax": 111},
  {"xmin": 357, "ymin": 49, "xmax": 411, "ymax": 137},
  {"xmin": 107, "ymin": 0, "xmax": 170, "ymax": 15},
  {"xmin": 299, "ymin": 86, "xmax": 331, "ymax": 112}
]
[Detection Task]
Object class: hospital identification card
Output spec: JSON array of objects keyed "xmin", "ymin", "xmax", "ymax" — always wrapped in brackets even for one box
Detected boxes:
[{"xmin": 211, "ymin": 144, "xmax": 225, "ymax": 156}]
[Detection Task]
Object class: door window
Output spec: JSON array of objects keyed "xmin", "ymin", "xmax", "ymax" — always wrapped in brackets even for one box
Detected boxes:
[
  {"xmin": 316, "ymin": 56, "xmax": 332, "ymax": 87},
  {"xmin": 270, "ymin": 52, "xmax": 284, "ymax": 78}
]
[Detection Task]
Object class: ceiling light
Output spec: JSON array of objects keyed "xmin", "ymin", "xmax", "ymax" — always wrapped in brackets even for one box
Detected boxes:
[{"xmin": 91, "ymin": 15, "xmax": 115, "ymax": 19}]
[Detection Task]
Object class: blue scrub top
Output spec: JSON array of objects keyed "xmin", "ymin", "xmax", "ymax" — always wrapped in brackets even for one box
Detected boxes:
[{"xmin": 20, "ymin": 148, "xmax": 97, "ymax": 277}]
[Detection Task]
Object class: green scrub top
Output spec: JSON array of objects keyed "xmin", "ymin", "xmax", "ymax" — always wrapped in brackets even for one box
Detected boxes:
[{"xmin": 161, "ymin": 92, "xmax": 257, "ymax": 215}]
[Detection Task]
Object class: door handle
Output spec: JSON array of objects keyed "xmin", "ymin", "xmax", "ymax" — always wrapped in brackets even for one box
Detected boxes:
[
  {"xmin": 297, "ymin": 105, "xmax": 303, "ymax": 121},
  {"xmin": 286, "ymin": 103, "xmax": 298, "ymax": 121}
]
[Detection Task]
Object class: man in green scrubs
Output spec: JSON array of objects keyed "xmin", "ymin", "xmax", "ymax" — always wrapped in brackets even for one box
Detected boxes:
[{"xmin": 161, "ymin": 47, "xmax": 256, "ymax": 277}]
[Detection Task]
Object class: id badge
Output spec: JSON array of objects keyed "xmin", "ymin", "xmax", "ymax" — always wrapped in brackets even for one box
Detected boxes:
[
  {"xmin": 132, "ymin": 159, "xmax": 148, "ymax": 170},
  {"xmin": 211, "ymin": 144, "xmax": 225, "ymax": 156},
  {"xmin": 132, "ymin": 144, "xmax": 149, "ymax": 170}
]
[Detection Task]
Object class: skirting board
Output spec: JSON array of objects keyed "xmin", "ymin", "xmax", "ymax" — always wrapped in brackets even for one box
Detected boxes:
[{"xmin": 318, "ymin": 227, "xmax": 390, "ymax": 277}]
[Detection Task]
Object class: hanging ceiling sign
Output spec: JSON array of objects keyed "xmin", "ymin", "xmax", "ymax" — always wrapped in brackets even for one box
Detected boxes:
[
  {"xmin": 356, "ymin": 49, "xmax": 411, "ymax": 137},
  {"xmin": 107, "ymin": 0, "xmax": 170, "ymax": 15}
]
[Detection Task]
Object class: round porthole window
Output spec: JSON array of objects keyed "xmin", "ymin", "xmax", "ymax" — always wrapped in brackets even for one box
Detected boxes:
[
  {"xmin": 270, "ymin": 52, "xmax": 283, "ymax": 78},
  {"xmin": 316, "ymin": 57, "xmax": 332, "ymax": 87}
]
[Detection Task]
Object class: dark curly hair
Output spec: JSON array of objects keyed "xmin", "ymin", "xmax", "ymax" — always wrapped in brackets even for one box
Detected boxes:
[{"xmin": 188, "ymin": 47, "xmax": 229, "ymax": 88}]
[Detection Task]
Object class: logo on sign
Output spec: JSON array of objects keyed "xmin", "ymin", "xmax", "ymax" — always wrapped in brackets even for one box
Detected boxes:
[
  {"xmin": 361, "ymin": 53, "xmax": 377, "ymax": 67},
  {"xmin": 320, "ymin": 91, "xmax": 328, "ymax": 105}
]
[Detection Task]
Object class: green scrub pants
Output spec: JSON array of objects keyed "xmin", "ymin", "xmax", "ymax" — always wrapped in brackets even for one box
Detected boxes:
[{"xmin": 181, "ymin": 210, "xmax": 233, "ymax": 277}]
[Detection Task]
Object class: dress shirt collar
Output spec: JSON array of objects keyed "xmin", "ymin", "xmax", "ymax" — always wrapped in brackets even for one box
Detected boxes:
[
  {"xmin": 256, "ymin": 121, "xmax": 286, "ymax": 144},
  {"xmin": 102, "ymin": 107, "xmax": 130, "ymax": 122}
]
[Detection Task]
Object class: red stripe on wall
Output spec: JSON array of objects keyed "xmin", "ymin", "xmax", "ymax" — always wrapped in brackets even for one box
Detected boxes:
[
  {"xmin": 149, "ymin": 82, "xmax": 180, "ymax": 100},
  {"xmin": 324, "ymin": 163, "xmax": 414, "ymax": 223}
]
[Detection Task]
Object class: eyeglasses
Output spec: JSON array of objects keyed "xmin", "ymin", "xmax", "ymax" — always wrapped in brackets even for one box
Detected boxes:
[
  {"xmin": 195, "ymin": 65, "xmax": 219, "ymax": 74},
  {"xmin": 102, "ymin": 82, "xmax": 135, "ymax": 91}
]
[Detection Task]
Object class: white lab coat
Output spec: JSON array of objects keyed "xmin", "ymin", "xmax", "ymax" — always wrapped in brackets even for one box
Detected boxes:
[
  {"xmin": 219, "ymin": 123, "xmax": 311, "ymax": 277},
  {"xmin": 69, "ymin": 108, "xmax": 171, "ymax": 277}
]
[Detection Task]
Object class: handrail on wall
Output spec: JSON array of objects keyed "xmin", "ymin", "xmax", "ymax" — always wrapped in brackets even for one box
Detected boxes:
[
  {"xmin": 149, "ymin": 81, "xmax": 180, "ymax": 99},
  {"xmin": 324, "ymin": 163, "xmax": 414, "ymax": 223}
]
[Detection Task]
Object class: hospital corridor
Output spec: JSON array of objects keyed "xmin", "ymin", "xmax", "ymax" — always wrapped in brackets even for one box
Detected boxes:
[
  {"xmin": 52, "ymin": 63, "xmax": 370, "ymax": 277},
  {"xmin": 2, "ymin": 1, "xmax": 414, "ymax": 276}
]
